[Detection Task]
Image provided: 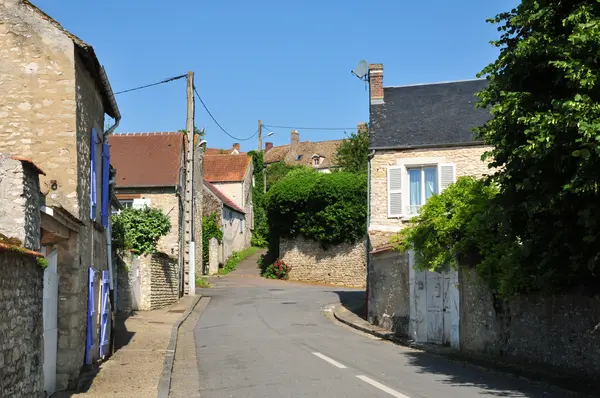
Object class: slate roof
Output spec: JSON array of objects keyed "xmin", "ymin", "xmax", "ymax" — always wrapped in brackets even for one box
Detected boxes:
[
  {"xmin": 203, "ymin": 180, "xmax": 245, "ymax": 214},
  {"xmin": 369, "ymin": 79, "xmax": 491, "ymax": 149},
  {"xmin": 108, "ymin": 132, "xmax": 185, "ymax": 188},
  {"xmin": 204, "ymin": 154, "xmax": 251, "ymax": 182},
  {"xmin": 264, "ymin": 139, "xmax": 343, "ymax": 169}
]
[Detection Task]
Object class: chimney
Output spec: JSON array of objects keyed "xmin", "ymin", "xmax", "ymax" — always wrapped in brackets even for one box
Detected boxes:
[
  {"xmin": 357, "ymin": 122, "xmax": 368, "ymax": 134},
  {"xmin": 232, "ymin": 143, "xmax": 240, "ymax": 153},
  {"xmin": 291, "ymin": 130, "xmax": 299, "ymax": 153},
  {"xmin": 368, "ymin": 64, "xmax": 384, "ymax": 105},
  {"xmin": 265, "ymin": 142, "xmax": 273, "ymax": 152}
]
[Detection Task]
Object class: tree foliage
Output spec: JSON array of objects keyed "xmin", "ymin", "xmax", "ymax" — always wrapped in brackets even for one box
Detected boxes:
[
  {"xmin": 266, "ymin": 170, "xmax": 367, "ymax": 247},
  {"xmin": 266, "ymin": 162, "xmax": 308, "ymax": 191},
  {"xmin": 248, "ymin": 150, "xmax": 268, "ymax": 247},
  {"xmin": 202, "ymin": 212, "xmax": 223, "ymax": 265},
  {"xmin": 474, "ymin": 1, "xmax": 600, "ymax": 293},
  {"xmin": 334, "ymin": 124, "xmax": 369, "ymax": 174},
  {"xmin": 111, "ymin": 207, "xmax": 171, "ymax": 256}
]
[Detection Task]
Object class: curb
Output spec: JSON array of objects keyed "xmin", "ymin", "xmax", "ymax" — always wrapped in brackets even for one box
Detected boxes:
[
  {"xmin": 331, "ymin": 305, "xmax": 594, "ymax": 398},
  {"xmin": 157, "ymin": 295, "xmax": 202, "ymax": 398}
]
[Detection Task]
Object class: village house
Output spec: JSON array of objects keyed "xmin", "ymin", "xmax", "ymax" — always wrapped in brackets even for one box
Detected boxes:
[
  {"xmin": 203, "ymin": 180, "xmax": 247, "ymax": 269},
  {"xmin": 366, "ymin": 63, "xmax": 491, "ymax": 346},
  {"xmin": 264, "ymin": 130, "xmax": 343, "ymax": 173},
  {"xmin": 204, "ymin": 153, "xmax": 253, "ymax": 251},
  {"xmin": 0, "ymin": 0, "xmax": 121, "ymax": 393}
]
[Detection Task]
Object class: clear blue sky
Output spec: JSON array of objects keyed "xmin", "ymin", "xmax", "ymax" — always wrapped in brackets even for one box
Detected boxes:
[{"xmin": 38, "ymin": 0, "xmax": 517, "ymax": 151}]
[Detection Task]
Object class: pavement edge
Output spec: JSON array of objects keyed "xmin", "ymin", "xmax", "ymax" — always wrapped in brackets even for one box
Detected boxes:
[
  {"xmin": 331, "ymin": 303, "xmax": 595, "ymax": 398},
  {"xmin": 157, "ymin": 295, "xmax": 202, "ymax": 398}
]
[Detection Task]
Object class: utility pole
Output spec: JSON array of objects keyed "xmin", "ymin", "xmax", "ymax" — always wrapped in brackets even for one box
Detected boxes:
[
  {"xmin": 193, "ymin": 128, "xmax": 205, "ymax": 280},
  {"xmin": 257, "ymin": 119, "xmax": 263, "ymax": 152},
  {"xmin": 184, "ymin": 71, "xmax": 195, "ymax": 295}
]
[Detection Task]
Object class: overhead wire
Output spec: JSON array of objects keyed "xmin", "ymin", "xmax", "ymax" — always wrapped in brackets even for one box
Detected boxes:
[
  {"xmin": 262, "ymin": 124, "xmax": 355, "ymax": 131},
  {"xmin": 114, "ymin": 74, "xmax": 187, "ymax": 95},
  {"xmin": 194, "ymin": 86, "xmax": 259, "ymax": 141}
]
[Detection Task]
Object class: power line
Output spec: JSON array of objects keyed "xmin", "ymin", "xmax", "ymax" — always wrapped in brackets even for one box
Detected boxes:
[
  {"xmin": 193, "ymin": 87, "xmax": 259, "ymax": 141},
  {"xmin": 263, "ymin": 124, "xmax": 355, "ymax": 131},
  {"xmin": 114, "ymin": 74, "xmax": 187, "ymax": 95}
]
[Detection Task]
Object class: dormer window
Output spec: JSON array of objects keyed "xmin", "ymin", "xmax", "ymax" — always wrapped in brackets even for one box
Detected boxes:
[{"xmin": 312, "ymin": 155, "xmax": 320, "ymax": 166}]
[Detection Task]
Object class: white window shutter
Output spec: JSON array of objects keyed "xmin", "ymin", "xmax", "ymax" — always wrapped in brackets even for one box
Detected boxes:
[
  {"xmin": 438, "ymin": 163, "xmax": 456, "ymax": 193},
  {"xmin": 388, "ymin": 166, "xmax": 404, "ymax": 217}
]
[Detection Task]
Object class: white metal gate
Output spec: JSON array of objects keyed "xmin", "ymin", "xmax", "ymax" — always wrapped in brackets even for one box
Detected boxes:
[
  {"xmin": 426, "ymin": 271, "xmax": 444, "ymax": 344},
  {"xmin": 42, "ymin": 248, "xmax": 59, "ymax": 396}
]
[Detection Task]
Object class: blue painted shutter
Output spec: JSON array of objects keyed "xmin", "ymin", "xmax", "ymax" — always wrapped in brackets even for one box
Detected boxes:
[
  {"xmin": 90, "ymin": 129, "xmax": 97, "ymax": 220},
  {"xmin": 99, "ymin": 271, "xmax": 110, "ymax": 358},
  {"xmin": 85, "ymin": 267, "xmax": 95, "ymax": 364},
  {"xmin": 101, "ymin": 143, "xmax": 110, "ymax": 228}
]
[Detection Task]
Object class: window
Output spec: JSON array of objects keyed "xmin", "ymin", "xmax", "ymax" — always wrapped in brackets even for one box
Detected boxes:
[
  {"xmin": 120, "ymin": 199, "xmax": 134, "ymax": 209},
  {"xmin": 313, "ymin": 156, "xmax": 319, "ymax": 166},
  {"xmin": 387, "ymin": 163, "xmax": 455, "ymax": 218}
]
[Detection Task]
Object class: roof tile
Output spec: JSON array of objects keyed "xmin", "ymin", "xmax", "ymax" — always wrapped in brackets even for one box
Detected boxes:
[{"xmin": 204, "ymin": 154, "xmax": 251, "ymax": 182}]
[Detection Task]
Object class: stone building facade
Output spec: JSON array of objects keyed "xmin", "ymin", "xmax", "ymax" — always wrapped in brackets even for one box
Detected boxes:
[
  {"xmin": 0, "ymin": 1, "xmax": 121, "ymax": 391},
  {"xmin": 280, "ymin": 237, "xmax": 366, "ymax": 287}
]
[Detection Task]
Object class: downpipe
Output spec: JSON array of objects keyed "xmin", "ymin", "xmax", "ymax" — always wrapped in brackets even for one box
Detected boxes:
[{"xmin": 365, "ymin": 149, "xmax": 376, "ymax": 320}]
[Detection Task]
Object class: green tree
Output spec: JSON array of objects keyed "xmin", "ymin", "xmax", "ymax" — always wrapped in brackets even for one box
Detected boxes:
[
  {"xmin": 248, "ymin": 150, "xmax": 268, "ymax": 246},
  {"xmin": 265, "ymin": 162, "xmax": 307, "ymax": 191},
  {"xmin": 475, "ymin": 1, "xmax": 600, "ymax": 293},
  {"xmin": 334, "ymin": 124, "xmax": 369, "ymax": 174},
  {"xmin": 111, "ymin": 207, "xmax": 171, "ymax": 255}
]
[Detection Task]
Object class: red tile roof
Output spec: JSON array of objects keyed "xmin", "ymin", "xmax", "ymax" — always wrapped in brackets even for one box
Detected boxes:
[
  {"xmin": 203, "ymin": 180, "xmax": 245, "ymax": 214},
  {"xmin": 108, "ymin": 132, "xmax": 185, "ymax": 188},
  {"xmin": 203, "ymin": 154, "xmax": 251, "ymax": 183}
]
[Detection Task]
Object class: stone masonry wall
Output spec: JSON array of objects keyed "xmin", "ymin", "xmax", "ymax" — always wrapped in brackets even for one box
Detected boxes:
[
  {"xmin": 150, "ymin": 252, "xmax": 179, "ymax": 309},
  {"xmin": 0, "ymin": 2, "xmax": 79, "ymax": 216},
  {"xmin": 368, "ymin": 146, "xmax": 491, "ymax": 248},
  {"xmin": 0, "ymin": 154, "xmax": 42, "ymax": 251},
  {"xmin": 0, "ymin": 250, "xmax": 44, "ymax": 397},
  {"xmin": 460, "ymin": 268, "xmax": 600, "ymax": 382},
  {"xmin": 202, "ymin": 185, "xmax": 223, "ymax": 221},
  {"xmin": 280, "ymin": 237, "xmax": 366, "ymax": 287},
  {"xmin": 367, "ymin": 250, "xmax": 410, "ymax": 336}
]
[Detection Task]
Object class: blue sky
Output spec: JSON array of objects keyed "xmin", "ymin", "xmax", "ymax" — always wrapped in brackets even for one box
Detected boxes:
[{"xmin": 38, "ymin": 0, "xmax": 517, "ymax": 151}]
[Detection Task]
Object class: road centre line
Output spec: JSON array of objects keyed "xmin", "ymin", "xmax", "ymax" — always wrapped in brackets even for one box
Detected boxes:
[
  {"xmin": 356, "ymin": 375, "xmax": 410, "ymax": 398},
  {"xmin": 311, "ymin": 352, "xmax": 347, "ymax": 368}
]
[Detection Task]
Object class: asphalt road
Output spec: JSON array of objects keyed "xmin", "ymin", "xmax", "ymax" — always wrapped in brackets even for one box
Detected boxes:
[{"xmin": 189, "ymin": 254, "xmax": 568, "ymax": 398}]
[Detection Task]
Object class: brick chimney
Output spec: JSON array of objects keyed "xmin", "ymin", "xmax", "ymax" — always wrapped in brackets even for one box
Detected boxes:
[
  {"xmin": 291, "ymin": 130, "xmax": 299, "ymax": 153},
  {"xmin": 232, "ymin": 143, "xmax": 240, "ymax": 153},
  {"xmin": 265, "ymin": 142, "xmax": 273, "ymax": 152},
  {"xmin": 368, "ymin": 64, "xmax": 384, "ymax": 105}
]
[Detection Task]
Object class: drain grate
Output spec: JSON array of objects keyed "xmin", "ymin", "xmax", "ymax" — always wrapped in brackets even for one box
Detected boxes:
[
  {"xmin": 168, "ymin": 309, "xmax": 186, "ymax": 313},
  {"xmin": 280, "ymin": 301, "xmax": 297, "ymax": 305}
]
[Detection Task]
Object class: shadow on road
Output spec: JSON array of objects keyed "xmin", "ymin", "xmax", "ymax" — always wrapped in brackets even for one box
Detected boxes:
[
  {"xmin": 331, "ymin": 290, "xmax": 366, "ymax": 320},
  {"xmin": 402, "ymin": 350, "xmax": 576, "ymax": 398}
]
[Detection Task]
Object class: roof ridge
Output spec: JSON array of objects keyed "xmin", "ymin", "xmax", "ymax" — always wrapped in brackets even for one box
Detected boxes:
[{"xmin": 384, "ymin": 78, "xmax": 486, "ymax": 90}]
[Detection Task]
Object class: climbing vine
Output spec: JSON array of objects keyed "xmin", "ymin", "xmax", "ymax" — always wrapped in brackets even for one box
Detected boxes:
[{"xmin": 111, "ymin": 207, "xmax": 171, "ymax": 256}]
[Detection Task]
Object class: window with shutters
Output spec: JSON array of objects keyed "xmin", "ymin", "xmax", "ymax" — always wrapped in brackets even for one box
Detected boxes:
[{"xmin": 387, "ymin": 162, "xmax": 456, "ymax": 218}]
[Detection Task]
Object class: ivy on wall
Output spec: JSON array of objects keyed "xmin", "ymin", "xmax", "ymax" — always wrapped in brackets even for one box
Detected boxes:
[{"xmin": 111, "ymin": 207, "xmax": 171, "ymax": 256}]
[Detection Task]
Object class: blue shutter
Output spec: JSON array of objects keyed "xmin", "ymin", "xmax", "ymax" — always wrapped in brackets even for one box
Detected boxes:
[
  {"xmin": 99, "ymin": 271, "xmax": 110, "ymax": 358},
  {"xmin": 85, "ymin": 267, "xmax": 95, "ymax": 364},
  {"xmin": 90, "ymin": 129, "xmax": 97, "ymax": 220},
  {"xmin": 101, "ymin": 142, "xmax": 110, "ymax": 228}
]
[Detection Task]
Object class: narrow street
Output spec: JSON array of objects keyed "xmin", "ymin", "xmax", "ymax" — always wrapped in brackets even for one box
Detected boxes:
[{"xmin": 172, "ymin": 253, "xmax": 567, "ymax": 398}]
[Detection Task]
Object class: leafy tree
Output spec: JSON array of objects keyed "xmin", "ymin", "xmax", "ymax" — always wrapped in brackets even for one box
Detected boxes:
[
  {"xmin": 265, "ymin": 162, "xmax": 307, "ymax": 191},
  {"xmin": 475, "ymin": 1, "xmax": 600, "ymax": 293},
  {"xmin": 334, "ymin": 123, "xmax": 369, "ymax": 174},
  {"xmin": 202, "ymin": 212, "xmax": 223, "ymax": 265},
  {"xmin": 111, "ymin": 207, "xmax": 171, "ymax": 255},
  {"xmin": 178, "ymin": 126, "xmax": 204, "ymax": 137},
  {"xmin": 248, "ymin": 151, "xmax": 268, "ymax": 247}
]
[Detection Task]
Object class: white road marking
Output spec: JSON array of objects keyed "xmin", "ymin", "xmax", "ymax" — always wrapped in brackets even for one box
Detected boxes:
[
  {"xmin": 312, "ymin": 352, "xmax": 347, "ymax": 369},
  {"xmin": 356, "ymin": 375, "xmax": 410, "ymax": 398}
]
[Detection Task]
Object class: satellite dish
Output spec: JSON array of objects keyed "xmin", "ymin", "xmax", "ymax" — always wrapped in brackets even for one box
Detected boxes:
[{"xmin": 354, "ymin": 60, "xmax": 368, "ymax": 79}]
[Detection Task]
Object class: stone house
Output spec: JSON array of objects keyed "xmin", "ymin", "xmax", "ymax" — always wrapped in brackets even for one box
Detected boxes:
[
  {"xmin": 264, "ymin": 130, "xmax": 343, "ymax": 173},
  {"xmin": 204, "ymin": 153, "xmax": 253, "ymax": 249},
  {"xmin": 366, "ymin": 63, "xmax": 491, "ymax": 347},
  {"xmin": 203, "ymin": 179, "xmax": 247, "ymax": 269},
  {"xmin": 0, "ymin": 0, "xmax": 121, "ymax": 393}
]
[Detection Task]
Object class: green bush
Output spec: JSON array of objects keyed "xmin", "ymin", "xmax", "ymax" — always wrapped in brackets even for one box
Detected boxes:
[
  {"xmin": 248, "ymin": 151, "xmax": 268, "ymax": 247},
  {"xmin": 202, "ymin": 212, "xmax": 223, "ymax": 265},
  {"xmin": 266, "ymin": 171, "xmax": 367, "ymax": 247},
  {"xmin": 263, "ymin": 259, "xmax": 291, "ymax": 280},
  {"xmin": 111, "ymin": 207, "xmax": 171, "ymax": 255}
]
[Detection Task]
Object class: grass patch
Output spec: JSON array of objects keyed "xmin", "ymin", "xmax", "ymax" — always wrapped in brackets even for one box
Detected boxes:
[
  {"xmin": 195, "ymin": 277, "xmax": 211, "ymax": 288},
  {"xmin": 218, "ymin": 246, "xmax": 259, "ymax": 275}
]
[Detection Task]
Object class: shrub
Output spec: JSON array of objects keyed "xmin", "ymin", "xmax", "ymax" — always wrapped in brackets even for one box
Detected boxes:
[
  {"xmin": 202, "ymin": 213, "xmax": 223, "ymax": 265},
  {"xmin": 111, "ymin": 207, "xmax": 171, "ymax": 255},
  {"xmin": 266, "ymin": 171, "xmax": 367, "ymax": 247},
  {"xmin": 263, "ymin": 259, "xmax": 291, "ymax": 280}
]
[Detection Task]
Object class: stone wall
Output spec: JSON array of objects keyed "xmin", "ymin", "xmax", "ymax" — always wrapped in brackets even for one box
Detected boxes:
[
  {"xmin": 0, "ymin": 249, "xmax": 44, "ymax": 397},
  {"xmin": 367, "ymin": 249, "xmax": 410, "ymax": 336},
  {"xmin": 202, "ymin": 185, "xmax": 223, "ymax": 221},
  {"xmin": 149, "ymin": 252, "xmax": 179, "ymax": 309},
  {"xmin": 0, "ymin": 154, "xmax": 42, "ymax": 250},
  {"xmin": 280, "ymin": 237, "xmax": 366, "ymax": 287},
  {"xmin": 460, "ymin": 267, "xmax": 600, "ymax": 382},
  {"xmin": 368, "ymin": 146, "xmax": 491, "ymax": 247}
]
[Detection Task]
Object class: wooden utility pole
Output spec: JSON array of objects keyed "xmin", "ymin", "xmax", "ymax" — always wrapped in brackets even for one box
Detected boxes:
[
  {"xmin": 193, "ymin": 128, "xmax": 205, "ymax": 280},
  {"xmin": 257, "ymin": 119, "xmax": 262, "ymax": 152},
  {"xmin": 183, "ymin": 71, "xmax": 195, "ymax": 295}
]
